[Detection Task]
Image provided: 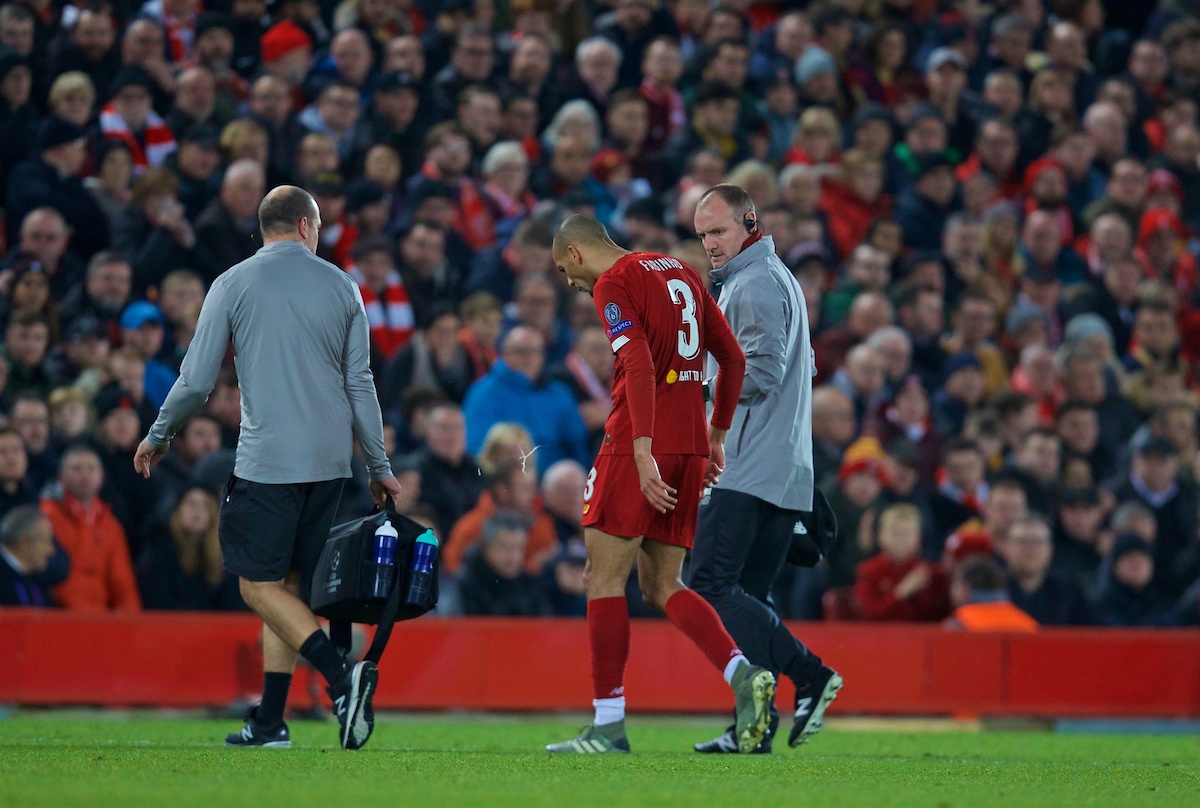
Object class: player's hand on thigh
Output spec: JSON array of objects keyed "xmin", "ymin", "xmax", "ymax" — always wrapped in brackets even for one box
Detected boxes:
[{"xmin": 634, "ymin": 453, "xmax": 678, "ymax": 513}]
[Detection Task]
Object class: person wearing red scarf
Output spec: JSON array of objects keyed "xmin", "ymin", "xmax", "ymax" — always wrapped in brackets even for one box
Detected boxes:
[
  {"xmin": 820, "ymin": 148, "xmax": 891, "ymax": 261},
  {"xmin": 1022, "ymin": 157, "xmax": 1075, "ymax": 246},
  {"xmin": 1139, "ymin": 207, "xmax": 1198, "ymax": 304},
  {"xmin": 347, "ymin": 236, "xmax": 414, "ymax": 362}
]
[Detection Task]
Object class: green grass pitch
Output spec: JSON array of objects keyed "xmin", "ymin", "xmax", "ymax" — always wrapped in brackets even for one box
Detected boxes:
[{"xmin": 1, "ymin": 714, "xmax": 1197, "ymax": 808}]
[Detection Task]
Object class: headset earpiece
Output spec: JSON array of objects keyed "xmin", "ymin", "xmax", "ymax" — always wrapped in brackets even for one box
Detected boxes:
[{"xmin": 744, "ymin": 214, "xmax": 757, "ymax": 234}]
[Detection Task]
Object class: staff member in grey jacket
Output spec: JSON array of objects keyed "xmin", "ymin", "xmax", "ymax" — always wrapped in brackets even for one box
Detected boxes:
[
  {"xmin": 134, "ymin": 186, "xmax": 401, "ymax": 752},
  {"xmin": 689, "ymin": 184, "xmax": 842, "ymax": 753}
]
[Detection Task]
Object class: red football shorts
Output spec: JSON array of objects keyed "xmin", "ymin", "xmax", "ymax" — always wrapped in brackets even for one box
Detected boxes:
[{"xmin": 582, "ymin": 454, "xmax": 707, "ymax": 548}]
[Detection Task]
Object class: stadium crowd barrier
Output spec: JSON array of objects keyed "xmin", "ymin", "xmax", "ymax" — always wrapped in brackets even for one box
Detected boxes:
[{"xmin": 3, "ymin": 611, "xmax": 1198, "ymax": 717}]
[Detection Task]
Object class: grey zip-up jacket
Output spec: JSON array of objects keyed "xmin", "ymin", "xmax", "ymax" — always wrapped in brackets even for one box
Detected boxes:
[
  {"xmin": 146, "ymin": 240, "xmax": 392, "ymax": 484},
  {"xmin": 707, "ymin": 235, "xmax": 815, "ymax": 511}
]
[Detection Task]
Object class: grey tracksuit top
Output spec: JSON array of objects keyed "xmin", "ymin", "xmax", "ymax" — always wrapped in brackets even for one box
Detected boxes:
[
  {"xmin": 146, "ymin": 240, "xmax": 392, "ymax": 484},
  {"xmin": 707, "ymin": 235, "xmax": 816, "ymax": 511}
]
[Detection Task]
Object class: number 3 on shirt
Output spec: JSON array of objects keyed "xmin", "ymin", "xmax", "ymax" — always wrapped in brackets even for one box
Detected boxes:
[{"xmin": 667, "ymin": 278, "xmax": 700, "ymax": 360}]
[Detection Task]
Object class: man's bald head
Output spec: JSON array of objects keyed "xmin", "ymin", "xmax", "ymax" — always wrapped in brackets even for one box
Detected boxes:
[{"xmin": 259, "ymin": 185, "xmax": 317, "ymax": 236}]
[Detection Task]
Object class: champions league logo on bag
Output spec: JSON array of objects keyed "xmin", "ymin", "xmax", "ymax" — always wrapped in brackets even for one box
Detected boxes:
[{"xmin": 325, "ymin": 550, "xmax": 342, "ymax": 595}]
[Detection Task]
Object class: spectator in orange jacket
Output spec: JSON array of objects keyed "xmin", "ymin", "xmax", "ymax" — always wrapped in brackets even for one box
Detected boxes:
[
  {"xmin": 944, "ymin": 556, "xmax": 1036, "ymax": 632},
  {"xmin": 855, "ymin": 502, "xmax": 951, "ymax": 621},
  {"xmin": 442, "ymin": 458, "xmax": 557, "ymax": 575},
  {"xmin": 41, "ymin": 444, "xmax": 141, "ymax": 611}
]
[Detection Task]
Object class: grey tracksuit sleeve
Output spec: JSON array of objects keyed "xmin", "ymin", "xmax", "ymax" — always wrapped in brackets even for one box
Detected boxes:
[
  {"xmin": 146, "ymin": 240, "xmax": 392, "ymax": 484},
  {"xmin": 724, "ymin": 282, "xmax": 790, "ymax": 404}
]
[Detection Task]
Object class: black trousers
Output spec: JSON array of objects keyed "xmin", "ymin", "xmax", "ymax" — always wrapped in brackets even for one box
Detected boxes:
[{"xmin": 688, "ymin": 487, "xmax": 822, "ymax": 688}]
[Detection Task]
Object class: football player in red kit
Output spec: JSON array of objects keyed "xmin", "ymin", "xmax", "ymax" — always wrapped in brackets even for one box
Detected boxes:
[{"xmin": 544, "ymin": 215, "xmax": 776, "ymax": 755}]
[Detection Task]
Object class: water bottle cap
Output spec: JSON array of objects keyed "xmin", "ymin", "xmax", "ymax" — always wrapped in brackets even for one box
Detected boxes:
[
  {"xmin": 416, "ymin": 528, "xmax": 439, "ymax": 547},
  {"xmin": 375, "ymin": 518, "xmax": 399, "ymax": 537}
]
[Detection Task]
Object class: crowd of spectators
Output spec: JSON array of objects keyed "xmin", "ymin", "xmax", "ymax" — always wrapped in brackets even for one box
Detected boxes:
[{"xmin": 2, "ymin": 0, "xmax": 1200, "ymax": 627}]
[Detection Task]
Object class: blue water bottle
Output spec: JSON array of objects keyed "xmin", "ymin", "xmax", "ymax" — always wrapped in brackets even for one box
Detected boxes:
[
  {"xmin": 370, "ymin": 518, "xmax": 399, "ymax": 599},
  {"xmin": 405, "ymin": 529, "xmax": 439, "ymax": 608}
]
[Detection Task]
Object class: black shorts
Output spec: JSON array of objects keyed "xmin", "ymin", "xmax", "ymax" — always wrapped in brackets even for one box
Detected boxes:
[{"xmin": 219, "ymin": 475, "xmax": 346, "ymax": 595}]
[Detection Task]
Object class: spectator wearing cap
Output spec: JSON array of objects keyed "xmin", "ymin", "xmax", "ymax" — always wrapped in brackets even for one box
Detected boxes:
[
  {"xmin": 924, "ymin": 46, "xmax": 978, "ymax": 158},
  {"xmin": 793, "ymin": 44, "xmax": 841, "ymax": 111},
  {"xmin": 192, "ymin": 159, "xmax": 265, "ymax": 286},
  {"xmin": 347, "ymin": 235, "xmax": 414, "ymax": 366},
  {"xmin": 0, "ymin": 44, "xmax": 36, "ymax": 181},
  {"xmin": 41, "ymin": 443, "xmax": 140, "ymax": 612},
  {"xmin": 1093, "ymin": 534, "xmax": 1179, "ymax": 627},
  {"xmin": 1139, "ymin": 207, "xmax": 1197, "ymax": 302},
  {"xmin": 344, "ymin": 179, "xmax": 391, "ymax": 242},
  {"xmin": 191, "ymin": 12, "xmax": 249, "ymax": 105},
  {"xmin": 1051, "ymin": 485, "xmax": 1110, "ymax": 589},
  {"xmin": 297, "ymin": 80, "xmax": 372, "ymax": 170},
  {"xmin": 821, "ymin": 438, "xmax": 889, "ymax": 588},
  {"xmin": 101, "ymin": 66, "xmax": 177, "ymax": 174},
  {"xmin": 46, "ymin": 8, "xmax": 121, "ymax": 110},
  {"xmin": 1107, "ymin": 434, "xmax": 1200, "ymax": 598},
  {"xmin": 365, "ymin": 70, "xmax": 426, "ymax": 182},
  {"xmin": 5, "ymin": 115, "xmax": 110, "ymax": 262},
  {"xmin": 259, "ymin": 19, "xmax": 313, "ymax": 89},
  {"xmin": 45, "ymin": 314, "xmax": 110, "ymax": 394},
  {"xmin": 164, "ymin": 124, "xmax": 222, "ymax": 220},
  {"xmin": 894, "ymin": 153, "xmax": 959, "ymax": 251},
  {"xmin": 119, "ymin": 301, "xmax": 176, "ymax": 409}
]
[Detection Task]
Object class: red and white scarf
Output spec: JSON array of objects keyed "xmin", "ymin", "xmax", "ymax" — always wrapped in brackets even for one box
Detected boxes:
[
  {"xmin": 420, "ymin": 164, "xmax": 494, "ymax": 250},
  {"xmin": 100, "ymin": 104, "xmax": 177, "ymax": 174},
  {"xmin": 483, "ymin": 181, "xmax": 537, "ymax": 220},
  {"xmin": 639, "ymin": 79, "xmax": 686, "ymax": 137},
  {"xmin": 350, "ymin": 268, "xmax": 414, "ymax": 360}
]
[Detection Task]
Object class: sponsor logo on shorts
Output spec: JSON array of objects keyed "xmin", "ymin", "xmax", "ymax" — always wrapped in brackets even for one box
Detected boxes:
[{"xmin": 604, "ymin": 302, "xmax": 621, "ymax": 325}]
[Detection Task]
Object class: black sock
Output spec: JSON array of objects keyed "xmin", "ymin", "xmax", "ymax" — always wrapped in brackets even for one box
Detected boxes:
[
  {"xmin": 258, "ymin": 672, "xmax": 292, "ymax": 728},
  {"xmin": 299, "ymin": 630, "xmax": 349, "ymax": 687}
]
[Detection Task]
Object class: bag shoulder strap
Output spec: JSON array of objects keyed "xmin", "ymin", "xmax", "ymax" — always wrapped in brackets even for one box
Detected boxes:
[{"xmin": 364, "ymin": 556, "xmax": 405, "ymax": 664}]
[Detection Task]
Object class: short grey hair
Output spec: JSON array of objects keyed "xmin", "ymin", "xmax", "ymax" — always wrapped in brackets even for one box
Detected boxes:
[
  {"xmin": 575, "ymin": 36, "xmax": 621, "ymax": 68},
  {"xmin": 481, "ymin": 510, "xmax": 531, "ymax": 545},
  {"xmin": 481, "ymin": 140, "xmax": 529, "ymax": 176},
  {"xmin": 0, "ymin": 505, "xmax": 47, "ymax": 549}
]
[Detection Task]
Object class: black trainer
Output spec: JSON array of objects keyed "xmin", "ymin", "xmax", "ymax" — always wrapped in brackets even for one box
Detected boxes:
[
  {"xmin": 695, "ymin": 705, "xmax": 779, "ymax": 754},
  {"xmin": 788, "ymin": 665, "xmax": 843, "ymax": 747},
  {"xmin": 225, "ymin": 706, "xmax": 291, "ymax": 748},
  {"xmin": 327, "ymin": 660, "xmax": 378, "ymax": 750}
]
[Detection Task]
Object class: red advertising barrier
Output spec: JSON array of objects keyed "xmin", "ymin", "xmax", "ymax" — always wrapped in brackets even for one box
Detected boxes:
[{"xmin": 2, "ymin": 610, "xmax": 1199, "ymax": 717}]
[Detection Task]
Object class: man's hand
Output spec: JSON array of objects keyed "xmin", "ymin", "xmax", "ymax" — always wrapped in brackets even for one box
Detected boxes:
[
  {"xmin": 894, "ymin": 564, "xmax": 932, "ymax": 600},
  {"xmin": 633, "ymin": 443, "xmax": 677, "ymax": 514},
  {"xmin": 705, "ymin": 427, "xmax": 727, "ymax": 488},
  {"xmin": 369, "ymin": 476, "xmax": 403, "ymax": 510},
  {"xmin": 133, "ymin": 438, "xmax": 168, "ymax": 478}
]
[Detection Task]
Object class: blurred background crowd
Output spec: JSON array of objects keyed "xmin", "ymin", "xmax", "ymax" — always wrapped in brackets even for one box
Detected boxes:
[{"xmin": 2, "ymin": 0, "xmax": 1200, "ymax": 628}]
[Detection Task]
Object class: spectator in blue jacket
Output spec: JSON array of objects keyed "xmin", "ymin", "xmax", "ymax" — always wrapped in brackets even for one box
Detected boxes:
[{"xmin": 463, "ymin": 325, "xmax": 588, "ymax": 475}]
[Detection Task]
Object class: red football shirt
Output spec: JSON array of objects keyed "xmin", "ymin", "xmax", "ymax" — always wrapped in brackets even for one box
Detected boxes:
[{"xmin": 592, "ymin": 252, "xmax": 743, "ymax": 456}]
